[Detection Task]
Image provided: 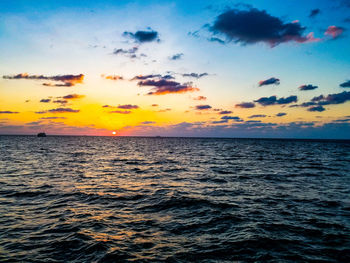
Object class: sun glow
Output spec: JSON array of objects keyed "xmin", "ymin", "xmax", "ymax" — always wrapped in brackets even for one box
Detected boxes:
[{"xmin": 112, "ymin": 131, "xmax": 117, "ymax": 135}]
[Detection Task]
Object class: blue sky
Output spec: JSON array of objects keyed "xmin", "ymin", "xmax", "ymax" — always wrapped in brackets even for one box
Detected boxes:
[{"xmin": 0, "ymin": 0, "xmax": 349, "ymax": 138}]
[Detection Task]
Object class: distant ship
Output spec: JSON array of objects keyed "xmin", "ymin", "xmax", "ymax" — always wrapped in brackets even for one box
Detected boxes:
[{"xmin": 37, "ymin": 132, "xmax": 46, "ymax": 137}]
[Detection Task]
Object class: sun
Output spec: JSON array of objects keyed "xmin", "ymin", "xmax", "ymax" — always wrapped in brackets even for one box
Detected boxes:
[{"xmin": 112, "ymin": 131, "xmax": 116, "ymax": 135}]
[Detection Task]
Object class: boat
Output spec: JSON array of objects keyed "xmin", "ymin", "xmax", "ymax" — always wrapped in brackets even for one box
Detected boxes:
[{"xmin": 37, "ymin": 132, "xmax": 46, "ymax": 137}]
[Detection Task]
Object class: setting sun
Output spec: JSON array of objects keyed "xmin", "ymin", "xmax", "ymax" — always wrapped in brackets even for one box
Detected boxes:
[{"xmin": 112, "ymin": 131, "xmax": 116, "ymax": 135}]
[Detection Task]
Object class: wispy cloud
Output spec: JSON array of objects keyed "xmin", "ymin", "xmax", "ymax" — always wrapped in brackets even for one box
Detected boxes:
[
  {"xmin": 235, "ymin": 102, "xmax": 255, "ymax": 108},
  {"xmin": 325, "ymin": 26, "xmax": 344, "ymax": 39},
  {"xmin": 0, "ymin": 111, "xmax": 19, "ymax": 114},
  {"xmin": 3, "ymin": 73, "xmax": 84, "ymax": 87}
]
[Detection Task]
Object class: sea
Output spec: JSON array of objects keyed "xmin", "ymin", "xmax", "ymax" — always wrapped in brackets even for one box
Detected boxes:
[{"xmin": 0, "ymin": 136, "xmax": 349, "ymax": 262}]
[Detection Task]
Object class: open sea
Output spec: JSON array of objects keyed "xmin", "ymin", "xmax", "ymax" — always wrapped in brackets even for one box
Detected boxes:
[{"xmin": 0, "ymin": 135, "xmax": 349, "ymax": 262}]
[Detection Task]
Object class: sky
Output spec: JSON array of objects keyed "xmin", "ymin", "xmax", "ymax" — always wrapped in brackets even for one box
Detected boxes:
[{"xmin": 0, "ymin": 0, "xmax": 349, "ymax": 138}]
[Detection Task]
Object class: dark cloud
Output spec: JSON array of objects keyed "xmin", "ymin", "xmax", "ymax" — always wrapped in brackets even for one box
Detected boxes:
[
  {"xmin": 245, "ymin": 120, "xmax": 262, "ymax": 123},
  {"xmin": 48, "ymin": 108, "xmax": 80, "ymax": 113},
  {"xmin": 182, "ymin": 73, "xmax": 209, "ymax": 79},
  {"xmin": 40, "ymin": 99, "xmax": 51, "ymax": 103},
  {"xmin": 53, "ymin": 100, "xmax": 68, "ymax": 104},
  {"xmin": 62, "ymin": 94, "xmax": 85, "ymax": 100},
  {"xmin": 118, "ymin": 104, "xmax": 139, "ymax": 109},
  {"xmin": 0, "ymin": 111, "xmax": 19, "ymax": 114},
  {"xmin": 169, "ymin": 53, "xmax": 184, "ymax": 60},
  {"xmin": 193, "ymin": 96, "xmax": 207, "ymax": 101},
  {"xmin": 3, "ymin": 73, "xmax": 84, "ymax": 87},
  {"xmin": 137, "ymin": 79, "xmax": 199, "ymax": 95},
  {"xmin": 109, "ymin": 110, "xmax": 131, "ymax": 114},
  {"xmin": 254, "ymin": 95, "xmax": 297, "ymax": 106},
  {"xmin": 195, "ymin": 105, "xmax": 212, "ymax": 110},
  {"xmin": 131, "ymin": 74, "xmax": 174, "ymax": 80},
  {"xmin": 299, "ymin": 84, "xmax": 318, "ymax": 91},
  {"xmin": 209, "ymin": 8, "xmax": 318, "ymax": 47},
  {"xmin": 340, "ymin": 80, "xmax": 350, "ymax": 88},
  {"xmin": 123, "ymin": 29, "xmax": 159, "ymax": 43},
  {"xmin": 248, "ymin": 114, "xmax": 267, "ymax": 118},
  {"xmin": 259, "ymin": 77, "xmax": 280, "ymax": 87},
  {"xmin": 308, "ymin": 106, "xmax": 326, "ymax": 112},
  {"xmin": 235, "ymin": 102, "xmax": 255, "ymax": 108},
  {"xmin": 219, "ymin": 110, "xmax": 233, "ymax": 114},
  {"xmin": 334, "ymin": 118, "xmax": 350, "ymax": 122},
  {"xmin": 311, "ymin": 91, "xmax": 350, "ymax": 105},
  {"xmin": 276, "ymin": 112, "xmax": 287, "ymax": 117},
  {"xmin": 212, "ymin": 120, "xmax": 228, "ymax": 124},
  {"xmin": 221, "ymin": 116, "xmax": 243, "ymax": 122},
  {"xmin": 309, "ymin": 9, "xmax": 320, "ymax": 18},
  {"xmin": 35, "ymin": 111, "xmax": 47, "ymax": 114}
]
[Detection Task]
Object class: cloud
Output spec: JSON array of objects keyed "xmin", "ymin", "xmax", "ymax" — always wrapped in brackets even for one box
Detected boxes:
[
  {"xmin": 113, "ymin": 47, "xmax": 139, "ymax": 58},
  {"xmin": 182, "ymin": 73, "xmax": 209, "ymax": 79},
  {"xmin": 259, "ymin": 77, "xmax": 280, "ymax": 87},
  {"xmin": 221, "ymin": 116, "xmax": 243, "ymax": 122},
  {"xmin": 102, "ymin": 75, "xmax": 124, "ymax": 81},
  {"xmin": 299, "ymin": 84, "xmax": 318, "ymax": 91},
  {"xmin": 309, "ymin": 9, "xmax": 320, "ymax": 18},
  {"xmin": 40, "ymin": 117, "xmax": 67, "ymax": 120},
  {"xmin": 3, "ymin": 73, "xmax": 84, "ymax": 87},
  {"xmin": 137, "ymin": 79, "xmax": 199, "ymax": 95},
  {"xmin": 325, "ymin": 26, "xmax": 344, "ymax": 39},
  {"xmin": 235, "ymin": 102, "xmax": 255, "ymax": 108},
  {"xmin": 62, "ymin": 94, "xmax": 85, "ymax": 100},
  {"xmin": 194, "ymin": 96, "xmax": 207, "ymax": 101},
  {"xmin": 340, "ymin": 80, "xmax": 350, "ymax": 88},
  {"xmin": 131, "ymin": 74, "xmax": 174, "ymax": 80},
  {"xmin": 158, "ymin": 108, "xmax": 171, "ymax": 112},
  {"xmin": 40, "ymin": 99, "xmax": 51, "ymax": 103},
  {"xmin": 308, "ymin": 106, "xmax": 326, "ymax": 112},
  {"xmin": 0, "ymin": 111, "xmax": 19, "ymax": 114},
  {"xmin": 151, "ymin": 104, "xmax": 158, "ymax": 107},
  {"xmin": 117, "ymin": 104, "xmax": 139, "ymax": 109},
  {"xmin": 209, "ymin": 37, "xmax": 226, "ymax": 44},
  {"xmin": 141, "ymin": 121, "xmax": 156, "ymax": 124},
  {"xmin": 195, "ymin": 105, "xmax": 212, "ymax": 110},
  {"xmin": 47, "ymin": 108, "xmax": 80, "ymax": 113},
  {"xmin": 53, "ymin": 100, "xmax": 68, "ymax": 105},
  {"xmin": 311, "ymin": 91, "xmax": 350, "ymax": 105},
  {"xmin": 169, "ymin": 53, "xmax": 184, "ymax": 60},
  {"xmin": 276, "ymin": 112, "xmax": 287, "ymax": 117},
  {"xmin": 209, "ymin": 7, "xmax": 319, "ymax": 47},
  {"xmin": 219, "ymin": 110, "xmax": 233, "ymax": 114},
  {"xmin": 254, "ymin": 95, "xmax": 297, "ymax": 106},
  {"xmin": 248, "ymin": 114, "xmax": 267, "ymax": 118},
  {"xmin": 123, "ymin": 29, "xmax": 159, "ymax": 43},
  {"xmin": 109, "ymin": 110, "xmax": 131, "ymax": 114}
]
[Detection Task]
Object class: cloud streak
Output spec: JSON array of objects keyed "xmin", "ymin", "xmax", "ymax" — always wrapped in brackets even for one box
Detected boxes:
[{"xmin": 3, "ymin": 73, "xmax": 84, "ymax": 87}]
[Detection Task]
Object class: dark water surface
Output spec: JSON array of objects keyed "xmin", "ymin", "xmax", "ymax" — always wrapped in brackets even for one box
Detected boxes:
[{"xmin": 0, "ymin": 136, "xmax": 349, "ymax": 262}]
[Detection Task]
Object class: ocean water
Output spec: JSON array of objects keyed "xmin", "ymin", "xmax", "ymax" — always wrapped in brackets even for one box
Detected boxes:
[{"xmin": 0, "ymin": 136, "xmax": 349, "ymax": 262}]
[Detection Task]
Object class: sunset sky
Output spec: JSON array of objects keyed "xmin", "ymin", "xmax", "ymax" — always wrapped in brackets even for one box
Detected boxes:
[{"xmin": 1, "ymin": 0, "xmax": 349, "ymax": 138}]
